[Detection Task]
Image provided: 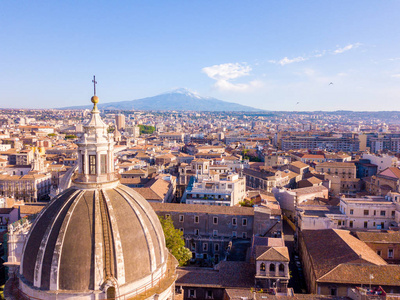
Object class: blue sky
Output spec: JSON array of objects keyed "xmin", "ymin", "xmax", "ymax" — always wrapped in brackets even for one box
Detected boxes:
[{"xmin": 1, "ymin": 1, "xmax": 399, "ymax": 111}]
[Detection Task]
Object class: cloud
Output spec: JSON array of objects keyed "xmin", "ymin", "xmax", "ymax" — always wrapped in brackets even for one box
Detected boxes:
[
  {"xmin": 389, "ymin": 58, "xmax": 400, "ymax": 61},
  {"xmin": 269, "ymin": 56, "xmax": 307, "ymax": 66},
  {"xmin": 268, "ymin": 44, "xmax": 360, "ymax": 67},
  {"xmin": 391, "ymin": 74, "xmax": 400, "ymax": 78},
  {"xmin": 202, "ymin": 63, "xmax": 251, "ymax": 81},
  {"xmin": 202, "ymin": 63, "xmax": 262, "ymax": 92},
  {"xmin": 333, "ymin": 43, "xmax": 361, "ymax": 54}
]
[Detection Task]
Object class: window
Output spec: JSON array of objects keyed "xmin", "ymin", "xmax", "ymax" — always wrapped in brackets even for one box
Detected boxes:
[
  {"xmin": 89, "ymin": 155, "xmax": 96, "ymax": 175},
  {"xmin": 179, "ymin": 215, "xmax": 184, "ymax": 222},
  {"xmin": 392, "ymin": 211, "xmax": 396, "ymax": 217},
  {"xmin": 381, "ymin": 211, "xmax": 386, "ymax": 216},
  {"xmin": 374, "ymin": 210, "xmax": 376, "ymax": 216},
  {"xmin": 194, "ymin": 216, "xmax": 199, "ymax": 223},
  {"xmin": 381, "ymin": 222, "xmax": 384, "ymax": 229},
  {"xmin": 203, "ymin": 243, "xmax": 208, "ymax": 251},
  {"xmin": 206, "ymin": 290, "xmax": 213, "ymax": 299},
  {"xmin": 214, "ymin": 243, "xmax": 219, "ymax": 252},
  {"xmin": 338, "ymin": 220, "xmax": 341, "ymax": 226},
  {"xmin": 279, "ymin": 263, "xmax": 284, "ymax": 272},
  {"xmin": 242, "ymin": 232, "xmax": 247, "ymax": 239},
  {"xmin": 260, "ymin": 263, "xmax": 266, "ymax": 271},
  {"xmin": 189, "ymin": 289, "xmax": 196, "ymax": 298},
  {"xmin": 214, "ymin": 254, "xmax": 219, "ymax": 263},
  {"xmin": 377, "ymin": 250, "xmax": 382, "ymax": 256},
  {"xmin": 350, "ymin": 209, "xmax": 354, "ymax": 215},
  {"xmin": 213, "ymin": 230, "xmax": 218, "ymax": 236},
  {"xmin": 232, "ymin": 218, "xmax": 237, "ymax": 225},
  {"xmin": 191, "ymin": 242, "xmax": 196, "ymax": 251},
  {"xmin": 388, "ymin": 249, "xmax": 394, "ymax": 258},
  {"xmin": 213, "ymin": 217, "xmax": 218, "ymax": 225},
  {"xmin": 232, "ymin": 231, "xmax": 237, "ymax": 238},
  {"xmin": 364, "ymin": 221, "xmax": 368, "ymax": 228},
  {"xmin": 101, "ymin": 154, "xmax": 107, "ymax": 174},
  {"xmin": 242, "ymin": 218, "xmax": 247, "ymax": 226},
  {"xmin": 270, "ymin": 264, "xmax": 275, "ymax": 272},
  {"xmin": 349, "ymin": 221, "xmax": 353, "ymax": 228},
  {"xmin": 330, "ymin": 287, "xmax": 337, "ymax": 296},
  {"xmin": 364, "ymin": 210, "xmax": 369, "ymax": 216},
  {"xmin": 81, "ymin": 154, "xmax": 85, "ymax": 172},
  {"xmin": 194, "ymin": 229, "xmax": 199, "ymax": 235}
]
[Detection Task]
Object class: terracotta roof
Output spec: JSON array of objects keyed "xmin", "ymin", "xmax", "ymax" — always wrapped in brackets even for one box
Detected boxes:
[
  {"xmin": 294, "ymin": 185, "xmax": 328, "ymax": 196},
  {"xmin": 301, "ymin": 229, "xmax": 387, "ymax": 280},
  {"xmin": 317, "ymin": 162, "xmax": 355, "ymax": 168},
  {"xmin": 378, "ymin": 167, "xmax": 400, "ymax": 179},
  {"xmin": 176, "ymin": 261, "xmax": 255, "ymax": 288},
  {"xmin": 355, "ymin": 231, "xmax": 400, "ymax": 244},
  {"xmin": 133, "ymin": 187, "xmax": 162, "ymax": 200},
  {"xmin": 318, "ymin": 264, "xmax": 400, "ymax": 286},
  {"xmin": 290, "ymin": 161, "xmax": 309, "ymax": 169},
  {"xmin": 18, "ymin": 205, "xmax": 45, "ymax": 215},
  {"xmin": 256, "ymin": 246, "xmax": 290, "ymax": 262},
  {"xmin": 150, "ymin": 202, "xmax": 254, "ymax": 216},
  {"xmin": 0, "ymin": 208, "xmax": 15, "ymax": 214}
]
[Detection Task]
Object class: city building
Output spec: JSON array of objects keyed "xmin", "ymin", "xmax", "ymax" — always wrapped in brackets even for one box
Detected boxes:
[
  {"xmin": 183, "ymin": 173, "xmax": 246, "ymax": 206},
  {"xmin": 115, "ymin": 113, "xmax": 125, "ymax": 130}
]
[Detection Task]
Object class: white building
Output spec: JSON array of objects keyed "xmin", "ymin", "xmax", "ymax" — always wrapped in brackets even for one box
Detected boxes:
[
  {"xmin": 362, "ymin": 153, "xmax": 398, "ymax": 172},
  {"xmin": 339, "ymin": 196, "xmax": 397, "ymax": 230},
  {"xmin": 184, "ymin": 173, "xmax": 246, "ymax": 206}
]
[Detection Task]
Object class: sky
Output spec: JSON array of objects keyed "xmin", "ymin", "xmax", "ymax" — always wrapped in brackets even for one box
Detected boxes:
[{"xmin": 1, "ymin": 1, "xmax": 400, "ymax": 111}]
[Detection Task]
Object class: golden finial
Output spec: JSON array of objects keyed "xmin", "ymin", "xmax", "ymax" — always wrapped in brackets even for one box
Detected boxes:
[{"xmin": 91, "ymin": 76, "xmax": 99, "ymax": 111}]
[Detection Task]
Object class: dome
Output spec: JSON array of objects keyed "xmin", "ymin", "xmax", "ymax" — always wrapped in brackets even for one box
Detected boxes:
[
  {"xmin": 13, "ymin": 84, "xmax": 176, "ymax": 300},
  {"xmin": 19, "ymin": 183, "xmax": 168, "ymax": 297}
]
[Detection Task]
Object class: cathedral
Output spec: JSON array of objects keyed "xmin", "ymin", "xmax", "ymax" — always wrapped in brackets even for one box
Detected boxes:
[{"xmin": 5, "ymin": 91, "xmax": 177, "ymax": 299}]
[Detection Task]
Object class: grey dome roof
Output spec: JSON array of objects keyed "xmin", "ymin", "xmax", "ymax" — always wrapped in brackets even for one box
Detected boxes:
[{"xmin": 20, "ymin": 184, "xmax": 167, "ymax": 292}]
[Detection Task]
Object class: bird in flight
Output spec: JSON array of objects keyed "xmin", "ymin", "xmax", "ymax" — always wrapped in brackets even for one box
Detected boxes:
[
  {"xmin": 296, "ymin": 102, "xmax": 300, "ymax": 105},
  {"xmin": 329, "ymin": 82, "xmax": 333, "ymax": 85}
]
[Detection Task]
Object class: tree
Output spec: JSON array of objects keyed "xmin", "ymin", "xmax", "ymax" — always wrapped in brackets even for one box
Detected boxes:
[
  {"xmin": 158, "ymin": 216, "xmax": 192, "ymax": 266},
  {"xmin": 138, "ymin": 125, "xmax": 155, "ymax": 134}
]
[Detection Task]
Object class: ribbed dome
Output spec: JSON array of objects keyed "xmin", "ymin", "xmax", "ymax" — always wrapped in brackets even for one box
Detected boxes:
[{"xmin": 20, "ymin": 183, "xmax": 167, "ymax": 294}]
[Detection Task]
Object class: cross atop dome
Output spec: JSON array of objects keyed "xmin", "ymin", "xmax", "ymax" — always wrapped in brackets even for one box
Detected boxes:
[{"xmin": 91, "ymin": 75, "xmax": 100, "ymax": 112}]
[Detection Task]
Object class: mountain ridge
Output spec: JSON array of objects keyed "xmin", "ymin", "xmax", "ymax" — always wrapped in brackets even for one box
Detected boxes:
[{"xmin": 61, "ymin": 88, "xmax": 261, "ymax": 111}]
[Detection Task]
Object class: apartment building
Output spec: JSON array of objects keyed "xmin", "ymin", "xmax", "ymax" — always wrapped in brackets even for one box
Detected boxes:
[
  {"xmin": 0, "ymin": 173, "xmax": 51, "ymax": 202},
  {"xmin": 281, "ymin": 136, "xmax": 359, "ymax": 152},
  {"xmin": 159, "ymin": 132, "xmax": 185, "ymax": 143},
  {"xmin": 183, "ymin": 173, "xmax": 245, "ymax": 206},
  {"xmin": 243, "ymin": 168, "xmax": 291, "ymax": 193},
  {"xmin": 151, "ymin": 203, "xmax": 257, "ymax": 264},
  {"xmin": 339, "ymin": 196, "xmax": 397, "ymax": 230},
  {"xmin": 315, "ymin": 162, "xmax": 356, "ymax": 179}
]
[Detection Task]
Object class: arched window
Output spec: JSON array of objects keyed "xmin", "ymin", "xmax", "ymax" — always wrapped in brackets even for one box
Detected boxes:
[
  {"xmin": 260, "ymin": 263, "xmax": 265, "ymax": 271},
  {"xmin": 269, "ymin": 263, "xmax": 275, "ymax": 272},
  {"xmin": 279, "ymin": 263, "xmax": 284, "ymax": 272},
  {"xmin": 107, "ymin": 286, "xmax": 116, "ymax": 299}
]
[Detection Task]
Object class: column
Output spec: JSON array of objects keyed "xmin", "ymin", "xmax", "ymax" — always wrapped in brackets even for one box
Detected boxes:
[{"xmin": 96, "ymin": 151, "xmax": 101, "ymax": 178}]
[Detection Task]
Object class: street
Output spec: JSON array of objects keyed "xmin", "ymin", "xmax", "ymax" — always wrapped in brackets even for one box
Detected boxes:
[{"xmin": 283, "ymin": 220, "xmax": 307, "ymax": 293}]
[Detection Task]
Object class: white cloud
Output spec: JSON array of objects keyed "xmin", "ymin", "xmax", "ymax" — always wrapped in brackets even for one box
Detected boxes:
[
  {"xmin": 202, "ymin": 63, "xmax": 262, "ymax": 92},
  {"xmin": 269, "ymin": 56, "xmax": 307, "ymax": 66},
  {"xmin": 333, "ymin": 43, "xmax": 361, "ymax": 54},
  {"xmin": 391, "ymin": 74, "xmax": 400, "ymax": 78},
  {"xmin": 202, "ymin": 63, "xmax": 251, "ymax": 81},
  {"xmin": 389, "ymin": 58, "xmax": 400, "ymax": 61},
  {"xmin": 277, "ymin": 56, "xmax": 307, "ymax": 66}
]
